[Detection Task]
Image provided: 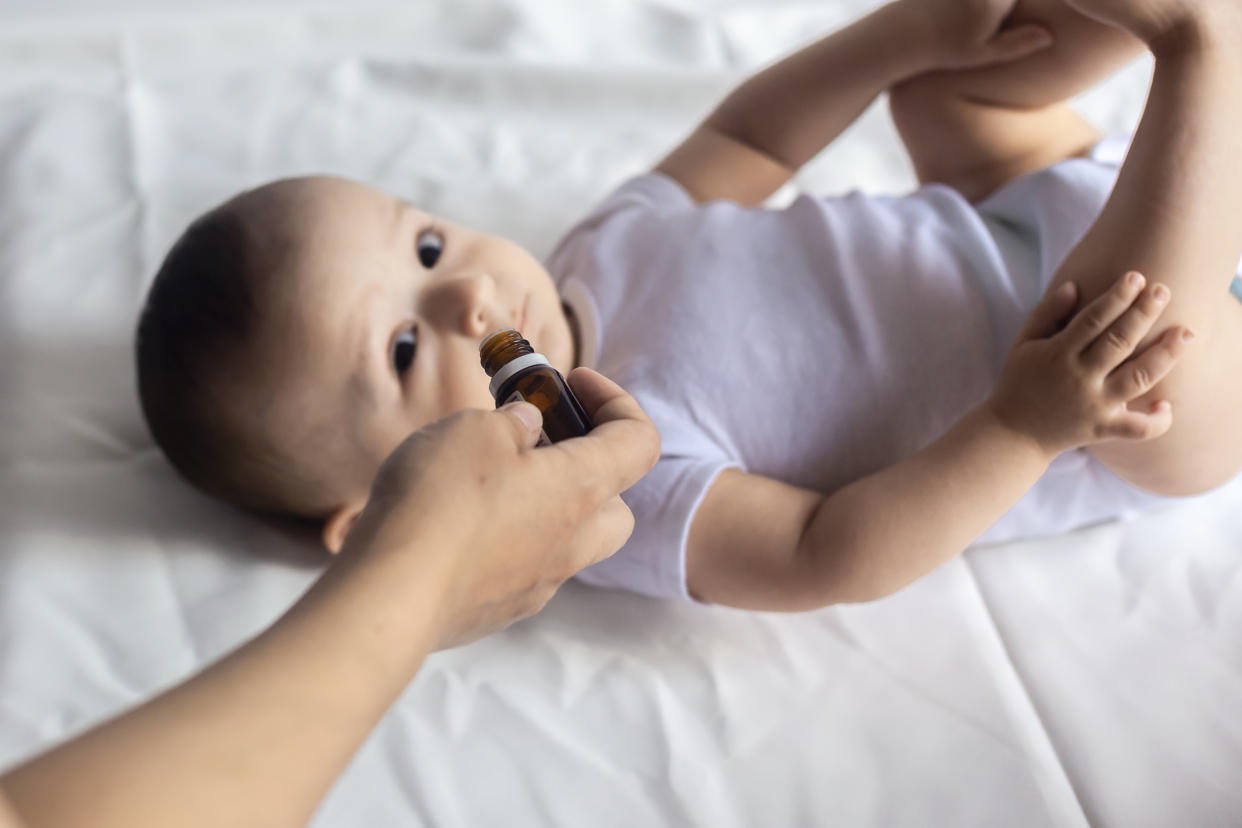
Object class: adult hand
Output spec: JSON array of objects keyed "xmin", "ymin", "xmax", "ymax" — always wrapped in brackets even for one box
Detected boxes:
[
  {"xmin": 340, "ymin": 367, "xmax": 660, "ymax": 650},
  {"xmin": 0, "ymin": 370, "xmax": 657, "ymax": 828}
]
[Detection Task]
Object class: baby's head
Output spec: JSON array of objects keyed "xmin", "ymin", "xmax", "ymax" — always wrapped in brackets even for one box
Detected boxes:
[{"xmin": 136, "ymin": 176, "xmax": 576, "ymax": 550}]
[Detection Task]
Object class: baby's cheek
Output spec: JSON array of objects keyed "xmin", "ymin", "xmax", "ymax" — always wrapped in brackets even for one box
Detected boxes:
[{"xmin": 437, "ymin": 367, "xmax": 498, "ymax": 415}]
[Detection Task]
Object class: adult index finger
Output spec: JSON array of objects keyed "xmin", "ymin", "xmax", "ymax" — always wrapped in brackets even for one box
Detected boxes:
[{"xmin": 567, "ymin": 367, "xmax": 644, "ymax": 420}]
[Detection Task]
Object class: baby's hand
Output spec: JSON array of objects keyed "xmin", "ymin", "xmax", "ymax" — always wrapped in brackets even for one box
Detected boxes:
[
  {"xmin": 903, "ymin": 0, "xmax": 1053, "ymax": 71},
  {"xmin": 986, "ymin": 271, "xmax": 1194, "ymax": 457}
]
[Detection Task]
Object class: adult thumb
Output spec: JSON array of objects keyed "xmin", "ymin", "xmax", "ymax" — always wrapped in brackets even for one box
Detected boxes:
[{"xmin": 499, "ymin": 401, "xmax": 544, "ymax": 448}]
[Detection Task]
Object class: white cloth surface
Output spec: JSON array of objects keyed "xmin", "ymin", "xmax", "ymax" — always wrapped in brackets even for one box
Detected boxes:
[
  {"xmin": 552, "ymin": 146, "xmax": 1193, "ymax": 600},
  {"xmin": 1, "ymin": 2, "xmax": 1239, "ymax": 827}
]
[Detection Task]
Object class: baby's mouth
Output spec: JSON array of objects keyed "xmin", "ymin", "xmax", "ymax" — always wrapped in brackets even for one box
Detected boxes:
[{"xmin": 517, "ymin": 296, "xmax": 530, "ymax": 336}]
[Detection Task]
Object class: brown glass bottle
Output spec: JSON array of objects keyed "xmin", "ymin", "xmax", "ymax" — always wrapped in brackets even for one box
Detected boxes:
[{"xmin": 479, "ymin": 329, "xmax": 592, "ymax": 444}]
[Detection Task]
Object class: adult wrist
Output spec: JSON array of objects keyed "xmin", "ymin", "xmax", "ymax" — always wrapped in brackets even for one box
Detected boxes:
[{"xmin": 318, "ymin": 518, "xmax": 460, "ymax": 661}]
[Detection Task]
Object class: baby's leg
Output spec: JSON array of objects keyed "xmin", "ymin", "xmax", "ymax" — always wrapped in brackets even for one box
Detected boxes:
[
  {"xmin": 1048, "ymin": 37, "xmax": 1242, "ymax": 496},
  {"xmin": 889, "ymin": 0, "xmax": 1144, "ymax": 201}
]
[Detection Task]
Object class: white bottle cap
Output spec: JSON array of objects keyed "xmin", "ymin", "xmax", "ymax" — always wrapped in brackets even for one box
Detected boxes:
[{"xmin": 488, "ymin": 352, "xmax": 550, "ymax": 398}]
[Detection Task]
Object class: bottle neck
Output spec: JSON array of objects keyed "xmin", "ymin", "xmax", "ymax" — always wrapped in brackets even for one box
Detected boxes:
[
  {"xmin": 488, "ymin": 353, "xmax": 551, "ymax": 398},
  {"xmin": 479, "ymin": 329, "xmax": 534, "ymax": 375}
]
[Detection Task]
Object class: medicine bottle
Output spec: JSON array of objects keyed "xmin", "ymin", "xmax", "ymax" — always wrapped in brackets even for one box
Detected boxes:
[{"xmin": 479, "ymin": 329, "xmax": 593, "ymax": 444}]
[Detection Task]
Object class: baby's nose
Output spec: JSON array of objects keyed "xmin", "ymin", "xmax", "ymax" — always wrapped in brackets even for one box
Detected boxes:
[{"xmin": 447, "ymin": 272, "xmax": 496, "ymax": 337}]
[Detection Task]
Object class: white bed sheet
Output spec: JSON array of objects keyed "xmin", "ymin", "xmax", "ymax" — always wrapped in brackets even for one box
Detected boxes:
[{"xmin": 1, "ymin": 1, "xmax": 1239, "ymax": 825}]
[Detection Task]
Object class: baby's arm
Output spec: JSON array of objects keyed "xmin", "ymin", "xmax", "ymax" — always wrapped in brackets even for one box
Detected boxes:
[
  {"xmin": 655, "ymin": 0, "xmax": 1053, "ymax": 205},
  {"xmin": 889, "ymin": 0, "xmax": 1145, "ymax": 202},
  {"xmin": 687, "ymin": 273, "xmax": 1190, "ymax": 610}
]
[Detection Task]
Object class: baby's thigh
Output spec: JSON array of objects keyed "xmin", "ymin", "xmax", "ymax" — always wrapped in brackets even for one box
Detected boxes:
[{"xmin": 1087, "ymin": 291, "xmax": 1242, "ymax": 496}]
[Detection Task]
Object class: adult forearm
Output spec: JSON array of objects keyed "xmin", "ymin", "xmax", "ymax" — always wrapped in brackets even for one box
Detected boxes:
[
  {"xmin": 800, "ymin": 407, "xmax": 1050, "ymax": 602},
  {"xmin": 706, "ymin": 2, "xmax": 935, "ymax": 171},
  {"xmin": 1, "ymin": 541, "xmax": 448, "ymax": 828},
  {"xmin": 1, "ymin": 380, "xmax": 658, "ymax": 828}
]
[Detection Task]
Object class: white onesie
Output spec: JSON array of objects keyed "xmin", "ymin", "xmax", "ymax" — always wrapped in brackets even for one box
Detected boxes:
[{"xmin": 546, "ymin": 139, "xmax": 1239, "ymax": 601}]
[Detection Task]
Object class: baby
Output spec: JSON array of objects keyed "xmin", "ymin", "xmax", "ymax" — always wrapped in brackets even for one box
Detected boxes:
[{"xmin": 136, "ymin": 0, "xmax": 1242, "ymax": 609}]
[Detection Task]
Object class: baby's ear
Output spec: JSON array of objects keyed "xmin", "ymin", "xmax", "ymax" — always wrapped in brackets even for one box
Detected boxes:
[{"xmin": 322, "ymin": 501, "xmax": 365, "ymax": 554}]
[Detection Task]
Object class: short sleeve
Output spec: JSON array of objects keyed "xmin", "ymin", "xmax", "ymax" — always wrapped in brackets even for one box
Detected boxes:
[{"xmin": 574, "ymin": 453, "xmax": 734, "ymax": 601}]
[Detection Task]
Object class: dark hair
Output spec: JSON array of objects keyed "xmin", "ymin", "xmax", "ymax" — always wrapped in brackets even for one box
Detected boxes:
[{"xmin": 135, "ymin": 202, "xmax": 314, "ymax": 516}]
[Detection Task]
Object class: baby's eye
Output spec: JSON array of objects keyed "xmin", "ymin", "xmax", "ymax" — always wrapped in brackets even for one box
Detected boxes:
[
  {"xmin": 392, "ymin": 327, "xmax": 418, "ymax": 375},
  {"xmin": 416, "ymin": 228, "xmax": 444, "ymax": 269}
]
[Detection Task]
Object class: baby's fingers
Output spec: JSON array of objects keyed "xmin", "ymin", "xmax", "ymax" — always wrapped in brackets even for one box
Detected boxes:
[
  {"xmin": 1081, "ymin": 281, "xmax": 1171, "ymax": 373},
  {"xmin": 1102, "ymin": 400, "xmax": 1174, "ymax": 442},
  {"xmin": 967, "ymin": 25, "xmax": 1054, "ymax": 68},
  {"xmin": 1060, "ymin": 271, "xmax": 1148, "ymax": 353},
  {"xmin": 1104, "ymin": 325, "xmax": 1195, "ymax": 401}
]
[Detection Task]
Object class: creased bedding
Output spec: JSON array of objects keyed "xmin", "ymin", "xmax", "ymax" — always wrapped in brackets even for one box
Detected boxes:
[{"xmin": 1, "ymin": 1, "xmax": 1238, "ymax": 826}]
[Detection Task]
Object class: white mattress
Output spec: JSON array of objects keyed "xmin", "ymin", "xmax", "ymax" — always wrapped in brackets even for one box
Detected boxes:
[{"xmin": 1, "ymin": 1, "xmax": 1239, "ymax": 825}]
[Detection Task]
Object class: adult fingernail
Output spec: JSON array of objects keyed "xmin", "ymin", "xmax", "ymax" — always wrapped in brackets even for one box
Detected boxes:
[{"xmin": 502, "ymin": 401, "xmax": 543, "ymax": 432}]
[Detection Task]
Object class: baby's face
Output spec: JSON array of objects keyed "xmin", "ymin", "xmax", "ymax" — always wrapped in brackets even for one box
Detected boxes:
[{"xmin": 254, "ymin": 176, "xmax": 575, "ymax": 507}]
